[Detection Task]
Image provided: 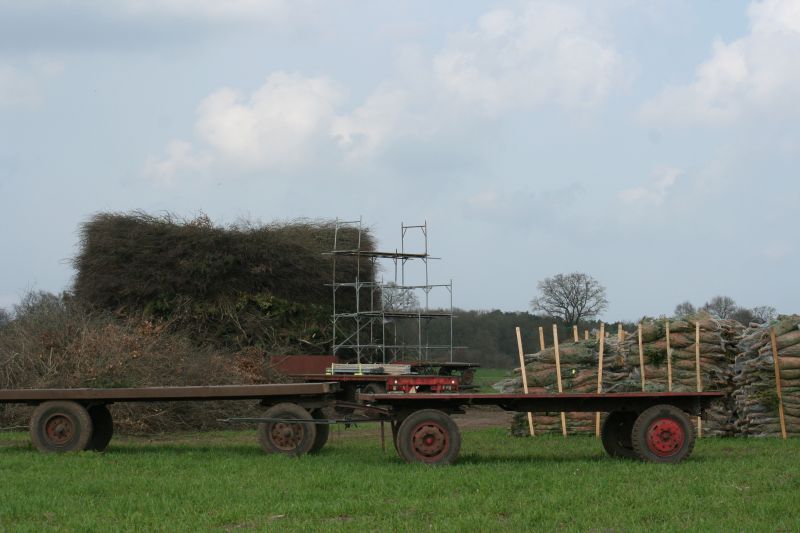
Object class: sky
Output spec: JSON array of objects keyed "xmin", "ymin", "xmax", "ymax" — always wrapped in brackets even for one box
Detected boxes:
[{"xmin": 0, "ymin": 0, "xmax": 798, "ymax": 321}]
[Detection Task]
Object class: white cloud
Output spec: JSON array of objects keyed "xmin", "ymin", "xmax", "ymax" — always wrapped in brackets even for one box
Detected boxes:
[
  {"xmin": 118, "ymin": 0, "xmax": 291, "ymax": 19},
  {"xmin": 640, "ymin": 0, "xmax": 800, "ymax": 125},
  {"xmin": 330, "ymin": 87, "xmax": 408, "ymax": 159},
  {"xmin": 144, "ymin": 140, "xmax": 211, "ymax": 185},
  {"xmin": 433, "ymin": 1, "xmax": 626, "ymax": 116},
  {"xmin": 147, "ymin": 72, "xmax": 344, "ymax": 181},
  {"xmin": 0, "ymin": 59, "xmax": 63, "ymax": 108},
  {"xmin": 618, "ymin": 167, "xmax": 681, "ymax": 206}
]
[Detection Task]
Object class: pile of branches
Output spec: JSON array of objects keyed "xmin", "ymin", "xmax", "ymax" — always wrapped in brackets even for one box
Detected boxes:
[
  {"xmin": 494, "ymin": 339, "xmax": 630, "ymax": 435},
  {"xmin": 733, "ymin": 316, "xmax": 800, "ymax": 437},
  {"xmin": 495, "ymin": 314, "xmax": 740, "ymax": 436},
  {"xmin": 615, "ymin": 315, "xmax": 743, "ymax": 436},
  {"xmin": 72, "ymin": 212, "xmax": 375, "ymax": 351},
  {"xmin": 0, "ymin": 292, "xmax": 284, "ymax": 433}
]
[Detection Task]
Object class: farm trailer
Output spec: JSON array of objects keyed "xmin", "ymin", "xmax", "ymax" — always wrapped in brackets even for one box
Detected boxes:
[{"xmin": 0, "ymin": 384, "xmax": 722, "ymax": 465}]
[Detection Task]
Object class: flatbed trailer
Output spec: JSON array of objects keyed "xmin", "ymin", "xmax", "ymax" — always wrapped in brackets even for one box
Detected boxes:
[{"xmin": 0, "ymin": 385, "xmax": 723, "ymax": 465}]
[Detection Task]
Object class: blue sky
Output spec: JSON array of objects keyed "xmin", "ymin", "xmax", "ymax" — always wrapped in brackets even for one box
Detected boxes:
[{"xmin": 1, "ymin": 0, "xmax": 798, "ymax": 321}]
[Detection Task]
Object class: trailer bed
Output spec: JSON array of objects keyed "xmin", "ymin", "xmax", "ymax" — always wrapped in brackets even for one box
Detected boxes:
[
  {"xmin": 360, "ymin": 391, "xmax": 724, "ymax": 415},
  {"xmin": 0, "ymin": 383, "xmax": 338, "ymax": 404}
]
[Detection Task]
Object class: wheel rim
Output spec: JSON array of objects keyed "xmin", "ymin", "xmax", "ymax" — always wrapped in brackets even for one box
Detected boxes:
[
  {"xmin": 411, "ymin": 422, "xmax": 449, "ymax": 461},
  {"xmin": 269, "ymin": 422, "xmax": 304, "ymax": 451},
  {"xmin": 44, "ymin": 414, "xmax": 75, "ymax": 446},
  {"xmin": 646, "ymin": 417, "xmax": 684, "ymax": 456}
]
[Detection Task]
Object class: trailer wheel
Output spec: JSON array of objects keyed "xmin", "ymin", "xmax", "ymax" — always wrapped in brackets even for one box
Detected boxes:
[
  {"xmin": 86, "ymin": 405, "xmax": 114, "ymax": 452},
  {"xmin": 362, "ymin": 383, "xmax": 386, "ymax": 395},
  {"xmin": 396, "ymin": 409, "xmax": 461, "ymax": 465},
  {"xmin": 257, "ymin": 403, "xmax": 317, "ymax": 457},
  {"xmin": 631, "ymin": 404, "xmax": 695, "ymax": 463},
  {"xmin": 601, "ymin": 411, "xmax": 637, "ymax": 459},
  {"xmin": 308, "ymin": 409, "xmax": 329, "ymax": 454},
  {"xmin": 30, "ymin": 401, "xmax": 93, "ymax": 453}
]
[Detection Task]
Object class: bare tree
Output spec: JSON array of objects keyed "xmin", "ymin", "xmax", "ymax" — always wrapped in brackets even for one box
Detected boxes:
[
  {"xmin": 530, "ymin": 272, "xmax": 608, "ymax": 325},
  {"xmin": 0, "ymin": 307, "xmax": 10, "ymax": 328},
  {"xmin": 730, "ymin": 307, "xmax": 756, "ymax": 325},
  {"xmin": 751, "ymin": 305, "xmax": 777, "ymax": 324},
  {"xmin": 702, "ymin": 296, "xmax": 737, "ymax": 319},
  {"xmin": 381, "ymin": 282, "xmax": 420, "ymax": 311},
  {"xmin": 674, "ymin": 301, "xmax": 696, "ymax": 317}
]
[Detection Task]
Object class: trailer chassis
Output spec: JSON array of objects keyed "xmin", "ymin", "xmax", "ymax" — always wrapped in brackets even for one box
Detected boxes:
[{"xmin": 1, "ymin": 386, "xmax": 722, "ymax": 465}]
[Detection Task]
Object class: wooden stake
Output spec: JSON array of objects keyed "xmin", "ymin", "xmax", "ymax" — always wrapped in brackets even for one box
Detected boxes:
[
  {"xmin": 617, "ymin": 323, "xmax": 624, "ymax": 343},
  {"xmin": 573, "ymin": 325, "xmax": 579, "ymax": 343},
  {"xmin": 552, "ymin": 324, "xmax": 567, "ymax": 437},
  {"xmin": 515, "ymin": 327, "xmax": 535, "ymax": 437},
  {"xmin": 538, "ymin": 326, "xmax": 546, "ymax": 352},
  {"xmin": 666, "ymin": 320, "xmax": 673, "ymax": 392},
  {"xmin": 584, "ymin": 330, "xmax": 589, "ymax": 341},
  {"xmin": 695, "ymin": 321, "xmax": 703, "ymax": 438},
  {"xmin": 638, "ymin": 323, "xmax": 645, "ymax": 391},
  {"xmin": 770, "ymin": 328, "xmax": 788, "ymax": 440},
  {"xmin": 595, "ymin": 323, "xmax": 605, "ymax": 437}
]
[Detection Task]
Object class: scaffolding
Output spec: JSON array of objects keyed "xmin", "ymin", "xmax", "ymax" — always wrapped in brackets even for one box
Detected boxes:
[{"xmin": 330, "ymin": 218, "xmax": 454, "ymax": 364}]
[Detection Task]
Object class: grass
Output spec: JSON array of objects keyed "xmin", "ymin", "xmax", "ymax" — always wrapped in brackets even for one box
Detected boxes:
[
  {"xmin": 473, "ymin": 367, "xmax": 512, "ymax": 392},
  {"xmin": 1, "ymin": 427, "xmax": 799, "ymax": 532}
]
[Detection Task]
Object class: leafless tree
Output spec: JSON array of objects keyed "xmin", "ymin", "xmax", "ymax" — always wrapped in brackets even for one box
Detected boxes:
[
  {"xmin": 381, "ymin": 282, "xmax": 420, "ymax": 311},
  {"xmin": 751, "ymin": 305, "xmax": 777, "ymax": 324},
  {"xmin": 530, "ymin": 272, "xmax": 608, "ymax": 325},
  {"xmin": 0, "ymin": 308, "xmax": 10, "ymax": 328},
  {"xmin": 702, "ymin": 296, "xmax": 737, "ymax": 319},
  {"xmin": 674, "ymin": 301, "xmax": 696, "ymax": 317}
]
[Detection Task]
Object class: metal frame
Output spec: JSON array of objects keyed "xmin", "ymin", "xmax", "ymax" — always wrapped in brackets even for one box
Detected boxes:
[{"xmin": 329, "ymin": 218, "xmax": 455, "ymax": 364}]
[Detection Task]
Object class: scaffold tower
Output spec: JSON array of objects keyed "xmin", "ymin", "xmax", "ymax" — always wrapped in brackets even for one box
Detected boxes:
[{"xmin": 330, "ymin": 218, "xmax": 454, "ymax": 364}]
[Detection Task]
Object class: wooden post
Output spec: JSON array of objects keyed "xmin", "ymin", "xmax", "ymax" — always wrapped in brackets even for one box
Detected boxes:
[
  {"xmin": 665, "ymin": 320, "xmax": 673, "ymax": 392},
  {"xmin": 695, "ymin": 321, "xmax": 703, "ymax": 438},
  {"xmin": 573, "ymin": 325, "xmax": 579, "ymax": 343},
  {"xmin": 617, "ymin": 323, "xmax": 624, "ymax": 344},
  {"xmin": 638, "ymin": 323, "xmax": 645, "ymax": 391},
  {"xmin": 552, "ymin": 324, "xmax": 567, "ymax": 437},
  {"xmin": 515, "ymin": 327, "xmax": 535, "ymax": 437},
  {"xmin": 770, "ymin": 328, "xmax": 788, "ymax": 440},
  {"xmin": 538, "ymin": 326, "xmax": 546, "ymax": 352},
  {"xmin": 595, "ymin": 323, "xmax": 606, "ymax": 437},
  {"xmin": 584, "ymin": 330, "xmax": 589, "ymax": 341}
]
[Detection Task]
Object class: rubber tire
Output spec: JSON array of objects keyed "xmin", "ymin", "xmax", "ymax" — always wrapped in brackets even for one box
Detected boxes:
[
  {"xmin": 30, "ymin": 401, "xmax": 93, "ymax": 453},
  {"xmin": 257, "ymin": 403, "xmax": 317, "ymax": 457},
  {"xmin": 631, "ymin": 404, "xmax": 696, "ymax": 464},
  {"xmin": 601, "ymin": 411, "xmax": 637, "ymax": 459},
  {"xmin": 308, "ymin": 409, "xmax": 330, "ymax": 454},
  {"xmin": 86, "ymin": 405, "xmax": 114, "ymax": 452},
  {"xmin": 362, "ymin": 383, "xmax": 386, "ymax": 395},
  {"xmin": 396, "ymin": 409, "xmax": 461, "ymax": 465}
]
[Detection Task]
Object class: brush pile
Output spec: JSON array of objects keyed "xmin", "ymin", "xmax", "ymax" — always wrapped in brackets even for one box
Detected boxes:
[
  {"xmin": 73, "ymin": 212, "xmax": 375, "ymax": 351},
  {"xmin": 733, "ymin": 316, "xmax": 800, "ymax": 437},
  {"xmin": 495, "ymin": 338, "xmax": 630, "ymax": 435},
  {"xmin": 614, "ymin": 315, "xmax": 742, "ymax": 436},
  {"xmin": 497, "ymin": 314, "xmax": 742, "ymax": 436}
]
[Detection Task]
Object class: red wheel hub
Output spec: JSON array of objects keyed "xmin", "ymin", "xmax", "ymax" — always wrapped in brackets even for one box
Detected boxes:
[
  {"xmin": 411, "ymin": 422, "xmax": 449, "ymax": 460},
  {"xmin": 646, "ymin": 417, "xmax": 685, "ymax": 456},
  {"xmin": 44, "ymin": 414, "xmax": 75, "ymax": 446},
  {"xmin": 269, "ymin": 422, "xmax": 304, "ymax": 451}
]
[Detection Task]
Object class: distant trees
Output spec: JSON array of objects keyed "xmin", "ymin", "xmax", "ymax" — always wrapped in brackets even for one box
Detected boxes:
[
  {"xmin": 674, "ymin": 301, "xmax": 696, "ymax": 317},
  {"xmin": 0, "ymin": 308, "xmax": 9, "ymax": 328},
  {"xmin": 531, "ymin": 272, "xmax": 608, "ymax": 325},
  {"xmin": 674, "ymin": 296, "xmax": 777, "ymax": 325},
  {"xmin": 703, "ymin": 296, "xmax": 737, "ymax": 319}
]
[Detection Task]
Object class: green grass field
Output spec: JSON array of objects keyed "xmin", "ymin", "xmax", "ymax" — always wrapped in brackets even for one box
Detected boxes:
[
  {"xmin": 473, "ymin": 368, "xmax": 512, "ymax": 392},
  {"xmin": 1, "ymin": 427, "xmax": 799, "ymax": 532}
]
